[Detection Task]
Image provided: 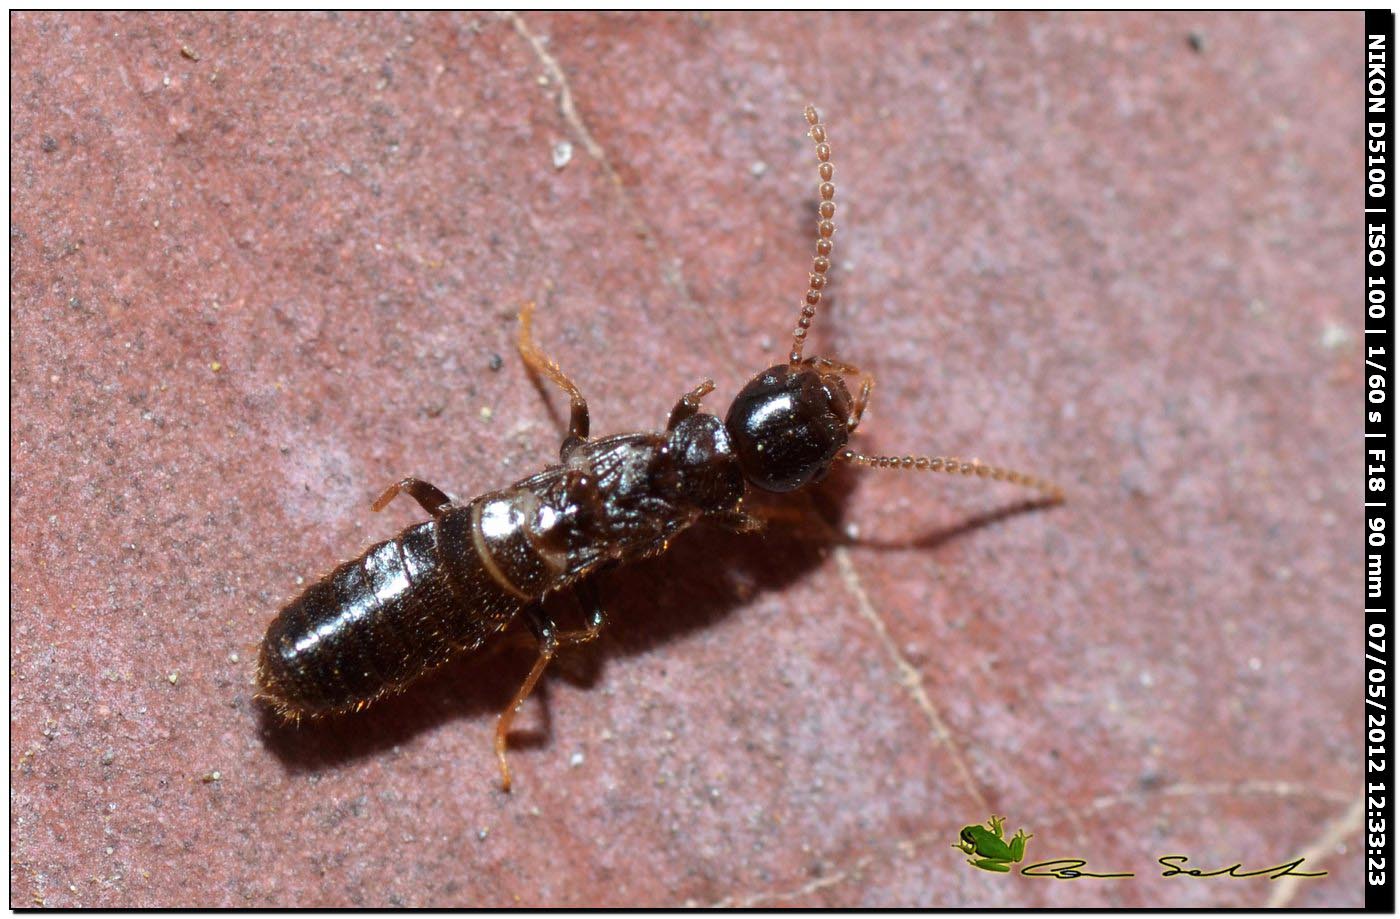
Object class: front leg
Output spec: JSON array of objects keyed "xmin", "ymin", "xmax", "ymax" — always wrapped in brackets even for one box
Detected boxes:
[
  {"xmin": 710, "ymin": 501, "xmax": 842, "ymax": 541},
  {"xmin": 667, "ymin": 379, "xmax": 716, "ymax": 430},
  {"xmin": 711, "ymin": 509, "xmax": 765, "ymax": 534},
  {"xmin": 803, "ymin": 356, "xmax": 873, "ymax": 429}
]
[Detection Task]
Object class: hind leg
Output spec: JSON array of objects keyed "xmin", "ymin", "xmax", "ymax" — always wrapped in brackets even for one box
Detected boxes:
[
  {"xmin": 371, "ymin": 477, "xmax": 453, "ymax": 517},
  {"xmin": 493, "ymin": 587, "xmax": 607, "ymax": 792},
  {"xmin": 518, "ymin": 302, "xmax": 590, "ymax": 459}
]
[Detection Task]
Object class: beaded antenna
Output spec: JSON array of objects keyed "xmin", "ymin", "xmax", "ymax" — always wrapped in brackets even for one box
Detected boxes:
[{"xmin": 785, "ymin": 104, "xmax": 1062, "ymax": 502}]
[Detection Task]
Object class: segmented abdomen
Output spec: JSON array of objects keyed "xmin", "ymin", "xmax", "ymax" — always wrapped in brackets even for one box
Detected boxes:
[{"xmin": 257, "ymin": 506, "xmax": 524, "ymax": 717}]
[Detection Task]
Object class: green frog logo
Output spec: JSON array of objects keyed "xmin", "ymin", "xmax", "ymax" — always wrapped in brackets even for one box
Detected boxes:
[{"xmin": 953, "ymin": 814, "xmax": 1032, "ymax": 873}]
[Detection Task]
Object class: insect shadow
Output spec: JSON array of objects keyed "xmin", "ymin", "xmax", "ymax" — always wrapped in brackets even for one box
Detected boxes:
[{"xmin": 257, "ymin": 465, "xmax": 1049, "ymax": 774}]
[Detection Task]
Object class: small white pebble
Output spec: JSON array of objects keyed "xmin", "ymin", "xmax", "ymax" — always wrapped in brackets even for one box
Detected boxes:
[
  {"xmin": 552, "ymin": 140, "xmax": 573, "ymax": 169},
  {"xmin": 749, "ymin": 160, "xmax": 768, "ymax": 177},
  {"xmin": 166, "ymin": 672, "xmax": 179, "ymax": 685},
  {"xmin": 477, "ymin": 827, "xmax": 489, "ymax": 841},
  {"xmin": 479, "ymin": 406, "xmax": 494, "ymax": 421},
  {"xmin": 569, "ymin": 751, "xmax": 585, "ymax": 768},
  {"xmin": 1139, "ymin": 671, "xmax": 1154, "ymax": 687},
  {"xmin": 1248, "ymin": 657, "xmax": 1262, "ymax": 672},
  {"xmin": 228, "ymin": 652, "xmax": 239, "ymax": 663},
  {"xmin": 1321, "ymin": 322, "xmax": 1351, "ymax": 350}
]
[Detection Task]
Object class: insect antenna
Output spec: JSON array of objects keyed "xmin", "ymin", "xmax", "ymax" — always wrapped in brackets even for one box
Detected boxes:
[
  {"xmin": 788, "ymin": 103, "xmax": 837, "ymax": 367},
  {"xmin": 839, "ymin": 449, "xmax": 1065, "ymax": 503}
]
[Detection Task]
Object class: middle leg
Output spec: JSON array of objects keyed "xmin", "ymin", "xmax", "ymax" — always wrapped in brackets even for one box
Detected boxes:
[
  {"xmin": 555, "ymin": 579, "xmax": 607, "ymax": 646},
  {"xmin": 518, "ymin": 302, "xmax": 591, "ymax": 460}
]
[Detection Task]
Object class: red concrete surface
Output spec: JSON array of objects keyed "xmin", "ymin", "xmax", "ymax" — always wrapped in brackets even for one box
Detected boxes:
[{"xmin": 11, "ymin": 11, "xmax": 1362, "ymax": 907}]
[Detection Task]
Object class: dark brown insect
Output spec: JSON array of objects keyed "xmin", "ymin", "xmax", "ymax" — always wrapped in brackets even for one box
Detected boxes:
[{"xmin": 256, "ymin": 105, "xmax": 1063, "ymax": 791}]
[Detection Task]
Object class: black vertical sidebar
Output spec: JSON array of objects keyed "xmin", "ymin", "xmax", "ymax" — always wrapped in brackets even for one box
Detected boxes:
[{"xmin": 1367, "ymin": 8, "xmax": 1395, "ymax": 914}]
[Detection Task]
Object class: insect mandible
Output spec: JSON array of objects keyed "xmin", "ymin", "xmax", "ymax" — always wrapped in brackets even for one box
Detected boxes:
[{"xmin": 256, "ymin": 104, "xmax": 1063, "ymax": 791}]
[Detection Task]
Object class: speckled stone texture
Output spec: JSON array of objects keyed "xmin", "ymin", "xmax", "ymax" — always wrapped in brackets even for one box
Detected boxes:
[{"xmin": 11, "ymin": 11, "xmax": 1363, "ymax": 907}]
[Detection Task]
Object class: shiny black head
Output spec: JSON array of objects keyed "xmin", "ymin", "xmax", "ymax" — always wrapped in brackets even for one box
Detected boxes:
[{"xmin": 724, "ymin": 364, "xmax": 854, "ymax": 493}]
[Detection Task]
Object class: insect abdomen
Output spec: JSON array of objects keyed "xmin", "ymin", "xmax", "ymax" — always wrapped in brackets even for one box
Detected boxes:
[{"xmin": 257, "ymin": 507, "xmax": 525, "ymax": 717}]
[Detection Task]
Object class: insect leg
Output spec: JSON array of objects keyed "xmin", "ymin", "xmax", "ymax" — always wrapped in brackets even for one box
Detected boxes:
[
  {"xmin": 370, "ymin": 477, "xmax": 453, "ymax": 516},
  {"xmin": 710, "ymin": 509, "xmax": 765, "ymax": 533},
  {"xmin": 494, "ymin": 603, "xmax": 557, "ymax": 793},
  {"xmin": 517, "ymin": 302, "xmax": 590, "ymax": 460},
  {"xmin": 666, "ymin": 379, "xmax": 716, "ymax": 430},
  {"xmin": 803, "ymin": 356, "xmax": 873, "ymax": 429},
  {"xmin": 492, "ymin": 588, "xmax": 607, "ymax": 791},
  {"xmin": 711, "ymin": 502, "xmax": 842, "ymax": 541},
  {"xmin": 554, "ymin": 579, "xmax": 607, "ymax": 647}
]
